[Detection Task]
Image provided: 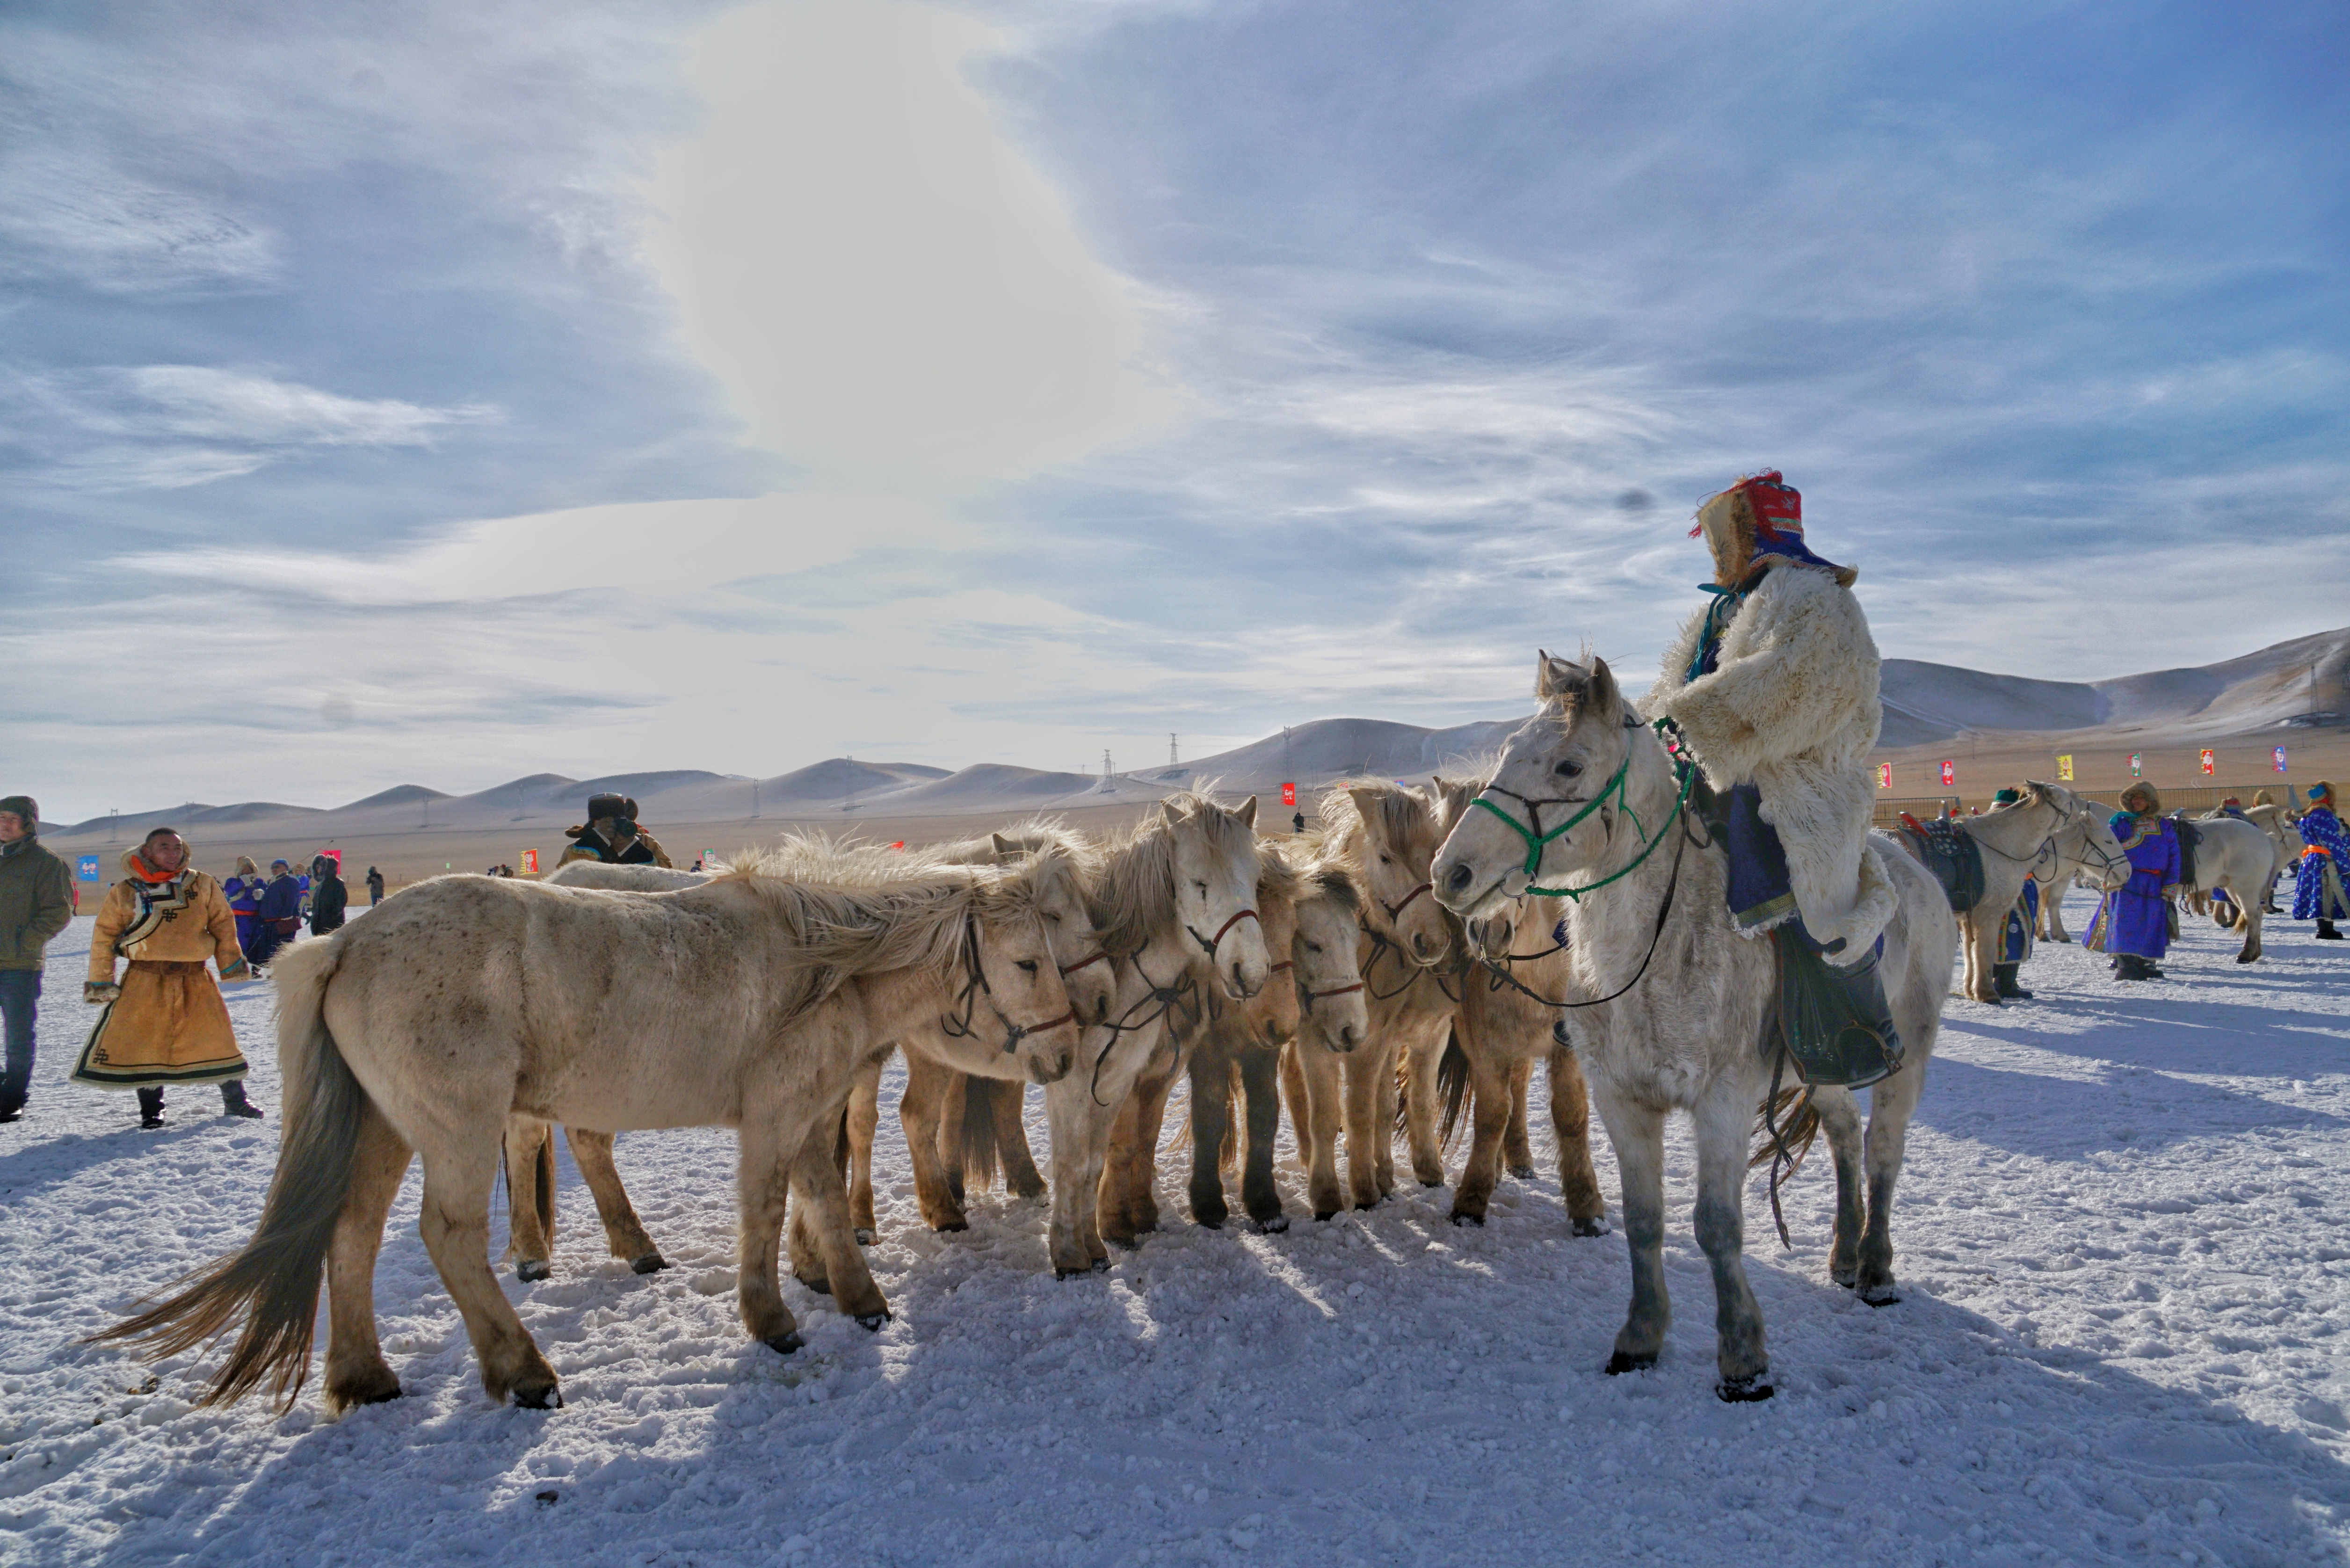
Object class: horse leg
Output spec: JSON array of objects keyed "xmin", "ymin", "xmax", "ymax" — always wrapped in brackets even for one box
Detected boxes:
[
  {"xmin": 993, "ymin": 1081, "xmax": 1048, "ymax": 1200},
  {"xmin": 786, "ymin": 1110, "xmax": 850, "ymax": 1295},
  {"xmin": 1400, "ymin": 1027, "xmax": 1447, "ymax": 1188},
  {"xmin": 1448, "ymin": 1045, "xmax": 1514, "ymax": 1227},
  {"xmin": 415, "ymin": 1138, "xmax": 561, "ymax": 1408},
  {"xmin": 2045, "ymin": 887, "xmax": 2072, "ymax": 943},
  {"xmin": 898, "ymin": 1053, "xmax": 968, "ymax": 1232},
  {"xmin": 937, "ymin": 1070, "xmax": 971, "ymax": 1205},
  {"xmin": 1547, "ymin": 1043, "xmax": 1608, "ymax": 1236},
  {"xmin": 788, "ymin": 1132, "xmax": 891, "ymax": 1328},
  {"xmin": 1288, "ymin": 1041, "xmax": 1345, "ymax": 1221},
  {"xmin": 1811, "ymin": 1087, "xmax": 1867, "ymax": 1288},
  {"xmin": 734, "ymin": 1119, "xmax": 802, "ymax": 1354},
  {"xmin": 1342, "ymin": 1040, "xmax": 1391, "ymax": 1210},
  {"xmin": 1966, "ymin": 909, "xmax": 2000, "ymax": 1003},
  {"xmin": 1502, "ymin": 1056, "xmax": 1536, "ymax": 1179},
  {"xmin": 1124, "ymin": 1055, "xmax": 1180, "ymax": 1236},
  {"xmin": 1186, "ymin": 1042, "xmax": 1233, "ymax": 1228},
  {"xmin": 501, "ymin": 1116, "xmax": 556, "ymax": 1281},
  {"xmin": 1693, "ymin": 1082, "xmax": 1770, "ymax": 1400},
  {"xmin": 2238, "ymin": 893, "xmax": 2264, "ymax": 964},
  {"xmin": 1598, "ymin": 1093, "xmax": 1670, "ymax": 1375},
  {"xmin": 564, "ymin": 1127, "xmax": 666, "ymax": 1274},
  {"xmin": 1042, "ymin": 1079, "xmax": 1110, "ymax": 1277},
  {"xmin": 1238, "ymin": 1044, "xmax": 1288, "ymax": 1232},
  {"xmin": 848, "ymin": 1057, "xmax": 882, "ymax": 1239},
  {"xmin": 322, "ymin": 1102, "xmax": 411, "ymax": 1412},
  {"xmin": 1855, "ymin": 1059, "xmax": 1927, "ymax": 1306}
]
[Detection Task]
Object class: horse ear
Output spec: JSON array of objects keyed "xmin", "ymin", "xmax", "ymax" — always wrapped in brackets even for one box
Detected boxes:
[
  {"xmin": 1160, "ymin": 800, "xmax": 1182, "ymax": 825},
  {"xmin": 1535, "ymin": 651, "xmax": 1584, "ymax": 702},
  {"xmin": 1348, "ymin": 785, "xmax": 1381, "ymax": 821},
  {"xmin": 990, "ymin": 832, "xmax": 1016, "ymax": 858},
  {"xmin": 1588, "ymin": 656, "xmax": 1621, "ymax": 717},
  {"xmin": 1236, "ymin": 796, "xmax": 1259, "ymax": 828}
]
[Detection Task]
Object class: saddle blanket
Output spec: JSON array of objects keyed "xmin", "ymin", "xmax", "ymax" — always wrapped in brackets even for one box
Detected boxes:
[{"xmin": 1897, "ymin": 817, "xmax": 1986, "ymax": 915}]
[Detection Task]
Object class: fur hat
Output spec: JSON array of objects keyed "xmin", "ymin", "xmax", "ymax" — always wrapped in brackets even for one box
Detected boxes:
[
  {"xmin": 0, "ymin": 795, "xmax": 37, "ymax": 831},
  {"xmin": 2255, "ymin": 789, "xmax": 2276, "ymax": 806},
  {"xmin": 1692, "ymin": 471, "xmax": 1857, "ymax": 589},
  {"xmin": 585, "ymin": 792, "xmax": 638, "ymax": 823},
  {"xmin": 2120, "ymin": 781, "xmax": 2162, "ymax": 814},
  {"xmin": 235, "ymin": 856, "xmax": 259, "ymax": 875}
]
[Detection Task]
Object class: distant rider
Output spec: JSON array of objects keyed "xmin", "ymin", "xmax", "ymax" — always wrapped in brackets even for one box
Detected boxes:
[{"xmin": 557, "ymin": 794, "xmax": 673, "ymax": 869}]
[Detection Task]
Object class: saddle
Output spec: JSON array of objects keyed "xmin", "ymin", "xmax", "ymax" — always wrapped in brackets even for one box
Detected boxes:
[
  {"xmin": 1896, "ymin": 815, "xmax": 1985, "ymax": 914},
  {"xmin": 1767, "ymin": 928, "xmax": 1903, "ymax": 1090},
  {"xmin": 2168, "ymin": 813, "xmax": 2201, "ymax": 888}
]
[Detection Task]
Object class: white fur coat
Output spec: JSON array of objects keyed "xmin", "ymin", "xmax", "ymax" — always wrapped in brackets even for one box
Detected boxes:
[{"xmin": 1641, "ymin": 561, "xmax": 1897, "ymax": 960}]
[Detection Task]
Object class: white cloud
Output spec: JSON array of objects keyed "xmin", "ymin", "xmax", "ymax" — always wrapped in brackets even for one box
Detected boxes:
[
  {"xmin": 122, "ymin": 367, "xmax": 493, "ymax": 447},
  {"xmin": 643, "ymin": 0, "xmax": 1179, "ymax": 486}
]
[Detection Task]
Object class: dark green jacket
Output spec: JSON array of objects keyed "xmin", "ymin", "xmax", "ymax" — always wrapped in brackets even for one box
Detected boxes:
[{"xmin": 0, "ymin": 837, "xmax": 74, "ymax": 971}]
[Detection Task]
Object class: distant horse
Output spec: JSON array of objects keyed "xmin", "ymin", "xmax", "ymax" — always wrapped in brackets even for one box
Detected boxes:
[
  {"xmin": 2171, "ymin": 815, "xmax": 2283, "ymax": 962},
  {"xmin": 1899, "ymin": 783, "xmax": 2126, "ymax": 1002},
  {"xmin": 95, "ymin": 848, "xmax": 1081, "ymax": 1412},
  {"xmin": 1433, "ymin": 653, "xmax": 1955, "ymax": 1401}
]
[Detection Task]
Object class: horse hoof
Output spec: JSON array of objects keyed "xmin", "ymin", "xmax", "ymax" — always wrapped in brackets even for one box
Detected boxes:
[
  {"xmin": 1508, "ymin": 1164, "xmax": 1537, "ymax": 1181},
  {"xmin": 763, "ymin": 1332, "xmax": 804, "ymax": 1356},
  {"xmin": 1253, "ymin": 1215, "xmax": 1289, "ymax": 1234},
  {"xmin": 1419, "ymin": 1180, "xmax": 1443, "ymax": 1191},
  {"xmin": 1571, "ymin": 1216, "xmax": 1609, "ymax": 1238},
  {"xmin": 1603, "ymin": 1352, "xmax": 1656, "ymax": 1377},
  {"xmin": 934, "ymin": 1219, "xmax": 968, "ymax": 1234},
  {"xmin": 512, "ymin": 1381, "xmax": 564, "ymax": 1411},
  {"xmin": 630, "ymin": 1253, "xmax": 668, "ymax": 1275},
  {"xmin": 855, "ymin": 1312, "xmax": 890, "ymax": 1332},
  {"xmin": 515, "ymin": 1259, "xmax": 551, "ymax": 1283},
  {"xmin": 1313, "ymin": 1209, "xmax": 1339, "ymax": 1223},
  {"xmin": 1449, "ymin": 1211, "xmax": 1484, "ymax": 1227},
  {"xmin": 1716, "ymin": 1375, "xmax": 1774, "ymax": 1403},
  {"xmin": 855, "ymin": 1228, "xmax": 877, "ymax": 1246},
  {"xmin": 1194, "ymin": 1216, "xmax": 1225, "ymax": 1231},
  {"xmin": 1858, "ymin": 1285, "xmax": 1902, "ymax": 1308},
  {"xmin": 796, "ymin": 1273, "xmax": 832, "ymax": 1298},
  {"xmin": 330, "ymin": 1376, "xmax": 402, "ymax": 1410}
]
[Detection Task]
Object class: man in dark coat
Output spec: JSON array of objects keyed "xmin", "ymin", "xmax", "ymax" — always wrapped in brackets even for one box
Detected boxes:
[
  {"xmin": 365, "ymin": 866, "xmax": 385, "ymax": 905},
  {"xmin": 249, "ymin": 858, "xmax": 305, "ymax": 970},
  {"xmin": 557, "ymin": 793, "xmax": 673, "ymax": 868},
  {"xmin": 308, "ymin": 856, "xmax": 349, "ymax": 936},
  {"xmin": 0, "ymin": 795, "xmax": 75, "ymax": 1122}
]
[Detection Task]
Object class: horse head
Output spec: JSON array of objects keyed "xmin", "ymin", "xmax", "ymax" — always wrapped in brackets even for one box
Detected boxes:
[
  {"xmin": 1163, "ymin": 793, "xmax": 1271, "ymax": 1001},
  {"xmin": 1292, "ymin": 864, "xmax": 1370, "ymax": 1053},
  {"xmin": 964, "ymin": 887, "xmax": 1084, "ymax": 1085},
  {"xmin": 986, "ymin": 829, "xmax": 1119, "ymax": 1028},
  {"xmin": 2027, "ymin": 778, "xmax": 2132, "ymax": 890},
  {"xmin": 1329, "ymin": 781, "xmax": 1453, "ymax": 967},
  {"xmin": 1434, "ymin": 649, "xmax": 1647, "ymax": 926},
  {"xmin": 1243, "ymin": 867, "xmax": 1305, "ymax": 1048}
]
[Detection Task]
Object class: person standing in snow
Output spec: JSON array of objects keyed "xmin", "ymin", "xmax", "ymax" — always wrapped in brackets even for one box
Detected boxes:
[
  {"xmin": 74, "ymin": 828, "xmax": 263, "ymax": 1127},
  {"xmin": 365, "ymin": 865, "xmax": 385, "ymax": 905},
  {"xmin": 308, "ymin": 856, "xmax": 348, "ymax": 936},
  {"xmin": 0, "ymin": 796, "xmax": 75, "ymax": 1124},
  {"xmin": 247, "ymin": 858, "xmax": 304, "ymax": 971},
  {"xmin": 2087, "ymin": 783, "xmax": 2181, "ymax": 981},
  {"xmin": 557, "ymin": 794, "xmax": 672, "ymax": 868},
  {"xmin": 2292, "ymin": 780, "xmax": 2349, "ymax": 941},
  {"xmin": 1988, "ymin": 787, "xmax": 2038, "ymax": 1000},
  {"xmin": 221, "ymin": 856, "xmax": 267, "ymax": 961}
]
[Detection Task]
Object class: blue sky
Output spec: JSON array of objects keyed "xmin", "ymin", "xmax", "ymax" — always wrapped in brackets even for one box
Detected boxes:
[{"xmin": 6, "ymin": 0, "xmax": 2345, "ymax": 820}]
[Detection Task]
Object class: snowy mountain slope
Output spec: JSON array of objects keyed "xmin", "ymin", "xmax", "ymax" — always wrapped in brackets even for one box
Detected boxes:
[{"xmin": 4, "ymin": 896, "xmax": 2349, "ymax": 1565}]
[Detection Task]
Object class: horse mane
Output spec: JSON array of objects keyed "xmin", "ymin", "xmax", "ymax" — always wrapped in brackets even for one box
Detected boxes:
[
  {"xmin": 1318, "ymin": 779, "xmax": 1438, "ymax": 863},
  {"xmin": 713, "ymin": 836, "xmax": 1045, "ymax": 1021},
  {"xmin": 1276, "ymin": 829, "xmax": 1364, "ymax": 912},
  {"xmin": 1090, "ymin": 789, "xmax": 1256, "ymax": 954}
]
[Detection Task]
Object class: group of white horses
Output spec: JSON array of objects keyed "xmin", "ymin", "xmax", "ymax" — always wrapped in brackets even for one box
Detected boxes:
[{"xmin": 98, "ymin": 652, "xmax": 2293, "ymax": 1412}]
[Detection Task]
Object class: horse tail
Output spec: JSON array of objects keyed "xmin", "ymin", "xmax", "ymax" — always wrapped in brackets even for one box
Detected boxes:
[
  {"xmin": 1747, "ymin": 1084, "xmax": 1821, "ymax": 1176},
  {"xmin": 1435, "ymin": 1024, "xmax": 1472, "ymax": 1153},
  {"xmin": 87, "ymin": 938, "xmax": 363, "ymax": 1410},
  {"xmin": 533, "ymin": 1125, "xmax": 557, "ymax": 1245},
  {"xmin": 1222, "ymin": 1059, "xmax": 1244, "ymax": 1176},
  {"xmin": 958, "ymin": 1076, "xmax": 1005, "ymax": 1193},
  {"xmin": 1279, "ymin": 1042, "xmax": 1311, "ymax": 1141}
]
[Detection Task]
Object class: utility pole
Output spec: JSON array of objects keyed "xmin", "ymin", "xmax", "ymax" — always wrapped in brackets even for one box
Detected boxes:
[
  {"xmin": 840, "ymin": 755, "xmax": 851, "ymax": 816},
  {"xmin": 108, "ymin": 808, "xmax": 118, "ymax": 843},
  {"xmin": 1103, "ymin": 748, "xmax": 1114, "ymax": 781},
  {"xmin": 1169, "ymin": 733, "xmax": 1179, "ymax": 769}
]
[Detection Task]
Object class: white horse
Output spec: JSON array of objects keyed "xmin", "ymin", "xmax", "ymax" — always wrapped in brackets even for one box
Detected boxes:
[
  {"xmin": 1432, "ymin": 653, "xmax": 1955, "ymax": 1401},
  {"xmin": 2176, "ymin": 815, "xmax": 2283, "ymax": 962},
  {"xmin": 1919, "ymin": 784, "xmax": 2127, "ymax": 1002},
  {"xmin": 98, "ymin": 850, "xmax": 1082, "ymax": 1412}
]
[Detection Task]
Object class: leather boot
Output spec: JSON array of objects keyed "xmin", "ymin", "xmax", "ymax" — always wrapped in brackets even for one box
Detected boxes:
[
  {"xmin": 136, "ymin": 1086, "xmax": 166, "ymax": 1129},
  {"xmin": 220, "ymin": 1080, "xmax": 265, "ymax": 1119},
  {"xmin": 1992, "ymin": 963, "xmax": 2033, "ymax": 999},
  {"xmin": 2319, "ymin": 921, "xmax": 2344, "ymax": 941}
]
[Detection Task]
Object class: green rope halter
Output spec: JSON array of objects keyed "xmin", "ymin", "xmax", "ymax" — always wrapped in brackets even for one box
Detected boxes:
[{"xmin": 1468, "ymin": 720, "xmax": 1697, "ymax": 902}]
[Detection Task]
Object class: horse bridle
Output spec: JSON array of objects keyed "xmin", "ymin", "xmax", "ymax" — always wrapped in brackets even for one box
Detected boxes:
[
  {"xmin": 1186, "ymin": 906, "xmax": 1261, "ymax": 963},
  {"xmin": 939, "ymin": 914, "xmax": 1076, "ymax": 1056},
  {"xmin": 1380, "ymin": 880, "xmax": 1435, "ymax": 922},
  {"xmin": 1084, "ymin": 947, "xmax": 1204, "ymax": 1104}
]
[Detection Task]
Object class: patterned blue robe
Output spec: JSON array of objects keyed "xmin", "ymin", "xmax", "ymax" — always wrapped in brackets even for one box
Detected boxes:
[
  {"xmin": 2293, "ymin": 806, "xmax": 2350, "ymax": 921},
  {"xmin": 2002, "ymin": 878, "xmax": 2039, "ymax": 965},
  {"xmin": 2088, "ymin": 813, "xmax": 2179, "ymax": 959}
]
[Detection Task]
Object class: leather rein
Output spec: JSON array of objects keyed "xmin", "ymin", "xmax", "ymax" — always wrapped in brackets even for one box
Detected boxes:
[{"xmin": 938, "ymin": 913, "xmax": 1076, "ymax": 1056}]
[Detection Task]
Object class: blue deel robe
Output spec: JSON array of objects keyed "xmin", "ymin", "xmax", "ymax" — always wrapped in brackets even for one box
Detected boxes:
[
  {"xmin": 2089, "ymin": 813, "xmax": 2179, "ymax": 960},
  {"xmin": 221, "ymin": 873, "xmax": 265, "ymax": 956},
  {"xmin": 2293, "ymin": 806, "xmax": 2350, "ymax": 922},
  {"xmin": 2002, "ymin": 878, "xmax": 2040, "ymax": 965}
]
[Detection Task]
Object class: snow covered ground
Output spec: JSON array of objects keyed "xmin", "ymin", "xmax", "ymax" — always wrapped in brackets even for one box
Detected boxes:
[{"xmin": 5, "ymin": 889, "xmax": 2350, "ymax": 1567}]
